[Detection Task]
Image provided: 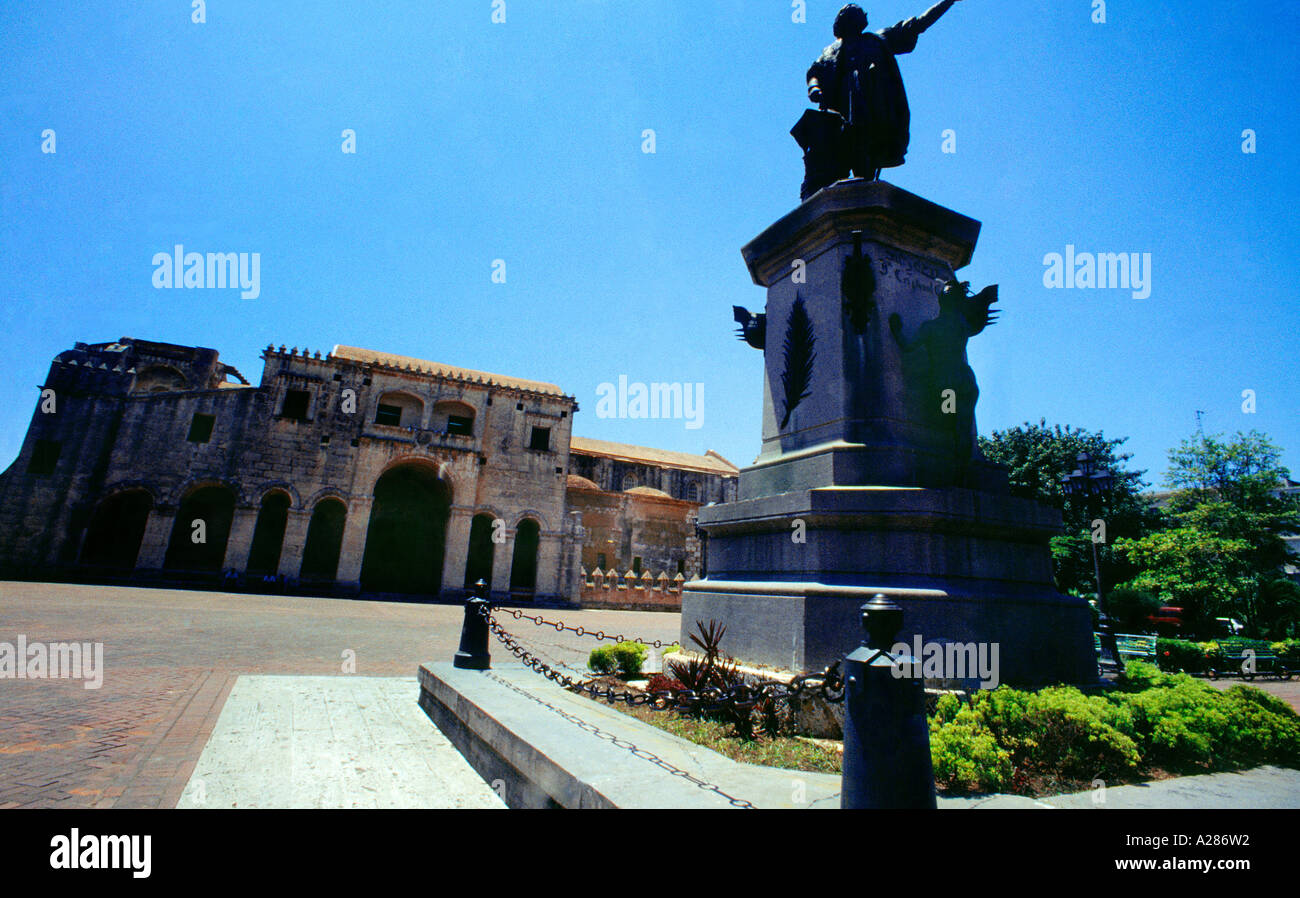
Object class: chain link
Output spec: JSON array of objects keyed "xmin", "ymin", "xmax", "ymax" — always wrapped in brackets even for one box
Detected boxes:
[
  {"xmin": 484, "ymin": 671, "xmax": 757, "ymax": 809},
  {"xmin": 480, "ymin": 603, "xmax": 845, "ymax": 717},
  {"xmin": 493, "ymin": 606, "xmax": 675, "ymax": 649}
]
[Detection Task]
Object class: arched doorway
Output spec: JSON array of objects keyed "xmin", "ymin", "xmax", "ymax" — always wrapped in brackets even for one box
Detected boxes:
[
  {"xmin": 464, "ymin": 513, "xmax": 496, "ymax": 589},
  {"xmin": 163, "ymin": 485, "xmax": 236, "ymax": 572},
  {"xmin": 246, "ymin": 492, "xmax": 291, "ymax": 575},
  {"xmin": 300, "ymin": 498, "xmax": 347, "ymax": 582},
  {"xmin": 509, "ymin": 518, "xmax": 541, "ymax": 597},
  {"xmin": 359, "ymin": 463, "xmax": 451, "ymax": 595},
  {"xmin": 80, "ymin": 490, "xmax": 153, "ymax": 569}
]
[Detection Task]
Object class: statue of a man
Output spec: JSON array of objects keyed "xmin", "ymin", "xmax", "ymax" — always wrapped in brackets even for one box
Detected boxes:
[{"xmin": 796, "ymin": 1, "xmax": 964, "ymax": 199}]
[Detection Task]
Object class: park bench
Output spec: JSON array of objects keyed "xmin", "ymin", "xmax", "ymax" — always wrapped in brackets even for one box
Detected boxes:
[
  {"xmin": 1207, "ymin": 642, "xmax": 1293, "ymax": 681},
  {"xmin": 1115, "ymin": 633, "xmax": 1158, "ymax": 665}
]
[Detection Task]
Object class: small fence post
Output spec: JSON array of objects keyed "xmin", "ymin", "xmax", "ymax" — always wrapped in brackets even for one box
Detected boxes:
[
  {"xmin": 841, "ymin": 594, "xmax": 936, "ymax": 809},
  {"xmin": 453, "ymin": 579, "xmax": 491, "ymax": 670}
]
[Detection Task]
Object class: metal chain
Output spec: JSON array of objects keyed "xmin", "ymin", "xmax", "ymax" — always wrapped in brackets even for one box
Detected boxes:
[
  {"xmin": 480, "ymin": 604, "xmax": 845, "ymax": 717},
  {"xmin": 484, "ymin": 671, "xmax": 757, "ymax": 809},
  {"xmin": 492, "ymin": 606, "xmax": 678, "ymax": 649}
]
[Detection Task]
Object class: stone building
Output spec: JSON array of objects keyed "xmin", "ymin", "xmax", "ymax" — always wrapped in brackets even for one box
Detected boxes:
[
  {"xmin": 567, "ymin": 438, "xmax": 737, "ymax": 577},
  {"xmin": 0, "ymin": 337, "xmax": 737, "ymax": 604}
]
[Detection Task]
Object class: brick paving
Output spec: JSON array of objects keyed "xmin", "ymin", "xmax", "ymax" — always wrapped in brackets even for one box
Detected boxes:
[{"xmin": 0, "ymin": 581, "xmax": 680, "ymax": 808}]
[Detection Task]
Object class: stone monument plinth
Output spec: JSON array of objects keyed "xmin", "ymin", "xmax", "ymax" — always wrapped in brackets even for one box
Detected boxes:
[{"xmin": 682, "ymin": 179, "xmax": 1097, "ymax": 688}]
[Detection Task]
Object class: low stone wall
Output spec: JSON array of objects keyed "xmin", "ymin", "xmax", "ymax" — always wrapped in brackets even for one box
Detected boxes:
[{"xmin": 576, "ymin": 567, "xmax": 684, "ymax": 611}]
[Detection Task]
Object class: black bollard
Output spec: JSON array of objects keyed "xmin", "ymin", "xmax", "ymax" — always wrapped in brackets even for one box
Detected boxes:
[
  {"xmin": 841, "ymin": 594, "xmax": 936, "ymax": 809},
  {"xmin": 453, "ymin": 579, "xmax": 492, "ymax": 670}
]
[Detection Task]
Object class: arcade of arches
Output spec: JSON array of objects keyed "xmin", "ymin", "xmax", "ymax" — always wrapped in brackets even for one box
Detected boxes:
[{"xmin": 77, "ymin": 464, "xmax": 544, "ymax": 600}]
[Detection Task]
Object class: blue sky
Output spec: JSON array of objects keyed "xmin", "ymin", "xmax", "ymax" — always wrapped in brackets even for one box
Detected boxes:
[{"xmin": 2, "ymin": 0, "xmax": 1297, "ymax": 489}]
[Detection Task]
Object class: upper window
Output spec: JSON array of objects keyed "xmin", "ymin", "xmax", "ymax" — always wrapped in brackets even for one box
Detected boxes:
[
  {"xmin": 528, "ymin": 426, "xmax": 550, "ymax": 452},
  {"xmin": 281, "ymin": 389, "xmax": 310, "ymax": 421},
  {"xmin": 447, "ymin": 414, "xmax": 473, "ymax": 436},
  {"xmin": 376, "ymin": 391, "xmax": 424, "ymax": 428},
  {"xmin": 187, "ymin": 413, "xmax": 216, "ymax": 444}
]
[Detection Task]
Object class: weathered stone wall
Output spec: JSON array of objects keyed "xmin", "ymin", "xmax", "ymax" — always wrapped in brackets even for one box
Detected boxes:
[
  {"xmin": 565, "ymin": 483, "xmax": 701, "ymax": 579},
  {"xmin": 0, "ymin": 339, "xmax": 577, "ymax": 602},
  {"xmin": 0, "ymin": 338, "xmax": 729, "ymax": 610}
]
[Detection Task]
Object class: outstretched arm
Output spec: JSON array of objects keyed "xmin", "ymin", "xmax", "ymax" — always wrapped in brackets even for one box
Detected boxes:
[
  {"xmin": 914, "ymin": 0, "xmax": 961, "ymax": 34},
  {"xmin": 883, "ymin": 0, "xmax": 962, "ymax": 53}
]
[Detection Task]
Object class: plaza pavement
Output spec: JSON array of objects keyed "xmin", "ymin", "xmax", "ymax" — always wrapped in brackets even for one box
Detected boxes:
[
  {"xmin": 0, "ymin": 581, "xmax": 677, "ymax": 808},
  {"xmin": 2, "ymin": 581, "xmax": 1296, "ymax": 809}
]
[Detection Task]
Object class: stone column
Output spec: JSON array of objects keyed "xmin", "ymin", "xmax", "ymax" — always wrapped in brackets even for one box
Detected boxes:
[
  {"xmin": 334, "ymin": 496, "xmax": 372, "ymax": 591},
  {"xmin": 277, "ymin": 508, "xmax": 312, "ymax": 578},
  {"xmin": 441, "ymin": 506, "xmax": 473, "ymax": 596},
  {"xmin": 534, "ymin": 531, "xmax": 562, "ymax": 599},
  {"xmin": 222, "ymin": 504, "xmax": 260, "ymax": 572},
  {"xmin": 498, "ymin": 526, "xmax": 517, "ymax": 600},
  {"xmin": 135, "ymin": 506, "xmax": 177, "ymax": 570},
  {"xmin": 488, "ymin": 530, "xmax": 506, "ymax": 600}
]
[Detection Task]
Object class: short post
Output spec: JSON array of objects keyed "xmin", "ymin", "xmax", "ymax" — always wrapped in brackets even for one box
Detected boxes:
[
  {"xmin": 841, "ymin": 594, "xmax": 936, "ymax": 809},
  {"xmin": 453, "ymin": 579, "xmax": 491, "ymax": 670}
]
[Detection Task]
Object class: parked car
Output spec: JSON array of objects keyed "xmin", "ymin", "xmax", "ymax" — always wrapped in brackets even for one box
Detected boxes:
[{"xmin": 1146, "ymin": 605, "xmax": 1185, "ymax": 636}]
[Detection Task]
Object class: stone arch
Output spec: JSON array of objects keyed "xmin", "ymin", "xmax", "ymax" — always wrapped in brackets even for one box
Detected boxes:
[
  {"xmin": 509, "ymin": 517, "xmax": 542, "ymax": 596},
  {"xmin": 432, "ymin": 399, "xmax": 476, "ymax": 436},
  {"xmin": 98, "ymin": 480, "xmax": 162, "ymax": 504},
  {"xmin": 163, "ymin": 484, "xmax": 237, "ymax": 572},
  {"xmin": 373, "ymin": 390, "xmax": 425, "ymax": 428},
  {"xmin": 80, "ymin": 489, "xmax": 153, "ymax": 569},
  {"xmin": 303, "ymin": 486, "xmax": 349, "ymax": 509},
  {"xmin": 167, "ymin": 477, "xmax": 246, "ymax": 508},
  {"xmin": 300, "ymin": 497, "xmax": 347, "ymax": 582},
  {"xmin": 246, "ymin": 490, "xmax": 292, "ymax": 575},
  {"xmin": 510, "ymin": 509, "xmax": 551, "ymax": 534},
  {"xmin": 359, "ymin": 460, "xmax": 452, "ymax": 595},
  {"xmin": 252, "ymin": 481, "xmax": 302, "ymax": 508}
]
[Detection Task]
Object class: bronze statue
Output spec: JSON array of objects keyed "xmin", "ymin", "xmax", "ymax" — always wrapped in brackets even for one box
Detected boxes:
[
  {"xmin": 889, "ymin": 278, "xmax": 997, "ymax": 469},
  {"xmin": 795, "ymin": 1, "xmax": 965, "ymax": 199}
]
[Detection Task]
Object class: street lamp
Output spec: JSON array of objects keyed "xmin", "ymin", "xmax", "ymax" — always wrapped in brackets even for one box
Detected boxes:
[{"xmin": 1062, "ymin": 451, "xmax": 1123, "ymax": 680}]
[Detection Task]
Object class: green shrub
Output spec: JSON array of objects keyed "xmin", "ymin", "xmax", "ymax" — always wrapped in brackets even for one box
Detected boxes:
[
  {"xmin": 1119, "ymin": 677, "xmax": 1228, "ymax": 770},
  {"xmin": 611, "ymin": 641, "xmax": 648, "ymax": 678},
  {"xmin": 925, "ymin": 660, "xmax": 1300, "ymax": 796},
  {"xmin": 1021, "ymin": 686, "xmax": 1140, "ymax": 780},
  {"xmin": 588, "ymin": 645, "xmax": 617, "ymax": 674},
  {"xmin": 588, "ymin": 642, "xmax": 649, "ymax": 677},
  {"xmin": 1156, "ymin": 639, "xmax": 1214, "ymax": 674},
  {"xmin": 1114, "ymin": 662, "xmax": 1300, "ymax": 772},
  {"xmin": 930, "ymin": 706, "xmax": 1014, "ymax": 793},
  {"xmin": 1217, "ymin": 686, "xmax": 1300, "ymax": 767}
]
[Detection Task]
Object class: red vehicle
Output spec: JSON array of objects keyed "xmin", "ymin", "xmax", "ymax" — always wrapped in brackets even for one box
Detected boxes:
[{"xmin": 1146, "ymin": 605, "xmax": 1185, "ymax": 636}]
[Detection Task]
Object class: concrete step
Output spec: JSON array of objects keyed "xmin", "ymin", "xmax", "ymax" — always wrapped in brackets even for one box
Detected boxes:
[{"xmin": 417, "ymin": 662, "xmax": 843, "ymax": 809}]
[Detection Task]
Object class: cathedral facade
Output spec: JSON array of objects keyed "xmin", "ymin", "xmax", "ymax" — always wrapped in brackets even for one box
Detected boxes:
[{"xmin": 0, "ymin": 337, "xmax": 736, "ymax": 603}]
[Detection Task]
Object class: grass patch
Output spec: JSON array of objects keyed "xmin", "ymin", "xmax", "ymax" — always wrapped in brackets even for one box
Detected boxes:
[{"xmin": 616, "ymin": 701, "xmax": 842, "ymax": 773}]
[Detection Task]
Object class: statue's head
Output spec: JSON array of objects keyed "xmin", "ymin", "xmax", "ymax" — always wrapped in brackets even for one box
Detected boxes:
[{"xmin": 833, "ymin": 4, "xmax": 868, "ymax": 39}]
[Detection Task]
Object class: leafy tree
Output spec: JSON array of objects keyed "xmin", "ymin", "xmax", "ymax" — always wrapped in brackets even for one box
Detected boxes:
[
  {"xmin": 979, "ymin": 420, "xmax": 1160, "ymax": 595},
  {"xmin": 1112, "ymin": 526, "xmax": 1256, "ymax": 633},
  {"xmin": 1115, "ymin": 431, "xmax": 1299, "ymax": 637}
]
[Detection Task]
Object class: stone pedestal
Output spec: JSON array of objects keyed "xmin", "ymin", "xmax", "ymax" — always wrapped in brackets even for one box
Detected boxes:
[{"xmin": 682, "ymin": 180, "xmax": 1097, "ymax": 688}]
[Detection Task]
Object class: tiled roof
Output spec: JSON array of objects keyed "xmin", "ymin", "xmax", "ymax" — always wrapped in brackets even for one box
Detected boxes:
[
  {"xmin": 569, "ymin": 437, "xmax": 738, "ymax": 475},
  {"xmin": 330, "ymin": 345, "xmax": 568, "ymax": 397}
]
